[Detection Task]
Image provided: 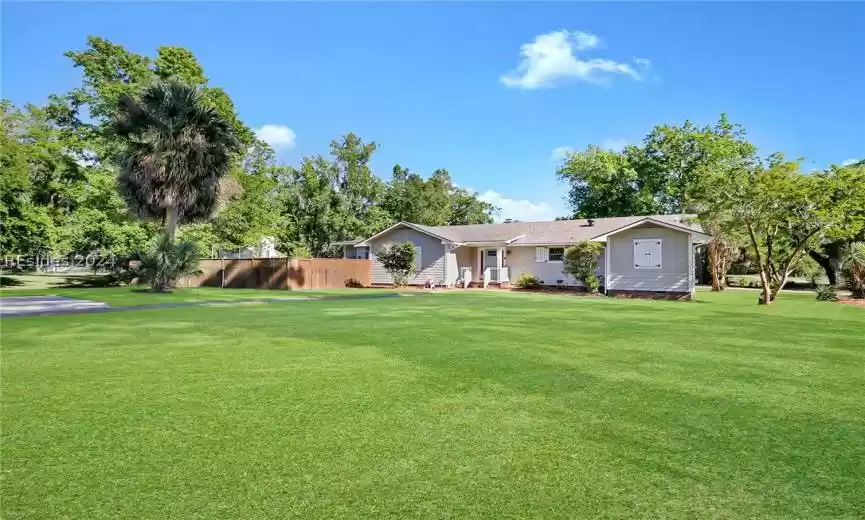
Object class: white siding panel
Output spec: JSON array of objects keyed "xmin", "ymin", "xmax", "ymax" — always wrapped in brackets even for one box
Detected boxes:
[{"xmin": 608, "ymin": 226, "xmax": 689, "ymax": 292}]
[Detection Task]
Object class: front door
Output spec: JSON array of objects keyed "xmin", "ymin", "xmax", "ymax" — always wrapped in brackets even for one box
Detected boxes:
[{"xmin": 483, "ymin": 249, "xmax": 498, "ymax": 281}]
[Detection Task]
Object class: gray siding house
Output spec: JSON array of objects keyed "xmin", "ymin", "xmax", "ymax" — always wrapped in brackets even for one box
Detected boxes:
[{"xmin": 342, "ymin": 215, "xmax": 710, "ymax": 298}]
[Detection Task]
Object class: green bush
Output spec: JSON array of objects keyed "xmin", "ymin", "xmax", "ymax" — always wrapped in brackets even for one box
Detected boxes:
[
  {"xmin": 563, "ymin": 241, "xmax": 604, "ymax": 294},
  {"xmin": 513, "ymin": 272, "xmax": 541, "ymax": 289},
  {"xmin": 815, "ymin": 284, "xmax": 839, "ymax": 302},
  {"xmin": 132, "ymin": 233, "xmax": 203, "ymax": 292},
  {"xmin": 581, "ymin": 272, "xmax": 601, "ymax": 293},
  {"xmin": 376, "ymin": 242, "xmax": 417, "ymax": 286}
]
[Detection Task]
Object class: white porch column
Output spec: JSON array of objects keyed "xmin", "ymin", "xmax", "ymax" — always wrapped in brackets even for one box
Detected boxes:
[{"xmin": 496, "ymin": 247, "xmax": 504, "ymax": 274}]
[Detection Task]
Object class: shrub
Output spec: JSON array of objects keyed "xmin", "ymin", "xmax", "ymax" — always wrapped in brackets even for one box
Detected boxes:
[
  {"xmin": 815, "ymin": 284, "xmax": 839, "ymax": 302},
  {"xmin": 513, "ymin": 272, "xmax": 541, "ymax": 289},
  {"xmin": 563, "ymin": 241, "xmax": 604, "ymax": 293},
  {"xmin": 581, "ymin": 272, "xmax": 601, "ymax": 293},
  {"xmin": 133, "ymin": 233, "xmax": 203, "ymax": 292},
  {"xmin": 376, "ymin": 242, "xmax": 417, "ymax": 286},
  {"xmin": 841, "ymin": 242, "xmax": 865, "ymax": 299},
  {"xmin": 344, "ymin": 278, "xmax": 363, "ymax": 288}
]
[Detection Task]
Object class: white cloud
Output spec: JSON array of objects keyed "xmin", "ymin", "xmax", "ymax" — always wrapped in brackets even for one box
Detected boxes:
[
  {"xmin": 633, "ymin": 57, "xmax": 652, "ymax": 69},
  {"xmin": 551, "ymin": 145, "xmax": 574, "ymax": 161},
  {"xmin": 477, "ymin": 190, "xmax": 559, "ymax": 222},
  {"xmin": 254, "ymin": 124, "xmax": 296, "ymax": 150},
  {"xmin": 500, "ymin": 30, "xmax": 647, "ymax": 89},
  {"xmin": 842, "ymin": 158, "xmax": 859, "ymax": 166},
  {"xmin": 601, "ymin": 138, "xmax": 628, "ymax": 152}
]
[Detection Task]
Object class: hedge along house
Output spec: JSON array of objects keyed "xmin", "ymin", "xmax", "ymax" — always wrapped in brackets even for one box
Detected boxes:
[{"xmin": 342, "ymin": 215, "xmax": 711, "ymax": 299}]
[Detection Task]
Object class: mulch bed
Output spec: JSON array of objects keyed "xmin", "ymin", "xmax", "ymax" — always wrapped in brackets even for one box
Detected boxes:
[{"xmin": 839, "ymin": 297, "xmax": 865, "ymax": 309}]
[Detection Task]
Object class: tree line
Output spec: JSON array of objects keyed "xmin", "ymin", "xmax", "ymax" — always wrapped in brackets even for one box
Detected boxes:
[
  {"xmin": 0, "ymin": 37, "xmax": 497, "ymax": 262},
  {"xmin": 556, "ymin": 115, "xmax": 865, "ymax": 303}
]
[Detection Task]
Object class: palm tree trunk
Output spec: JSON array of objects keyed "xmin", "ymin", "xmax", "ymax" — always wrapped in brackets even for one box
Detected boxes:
[{"xmin": 165, "ymin": 205, "xmax": 179, "ymax": 242}]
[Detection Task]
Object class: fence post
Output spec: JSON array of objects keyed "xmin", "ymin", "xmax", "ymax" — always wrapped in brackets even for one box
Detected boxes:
[{"xmin": 220, "ymin": 258, "xmax": 225, "ymax": 288}]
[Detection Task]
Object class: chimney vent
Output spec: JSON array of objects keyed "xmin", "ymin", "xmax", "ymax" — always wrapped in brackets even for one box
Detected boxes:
[{"xmin": 587, "ymin": 219, "xmax": 595, "ymax": 226}]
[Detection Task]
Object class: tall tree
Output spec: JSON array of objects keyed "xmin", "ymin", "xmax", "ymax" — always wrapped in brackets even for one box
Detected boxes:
[
  {"xmin": 557, "ymin": 115, "xmax": 757, "ymax": 218},
  {"xmin": 329, "ymin": 133, "xmax": 388, "ymax": 238},
  {"xmin": 806, "ymin": 162, "xmax": 865, "ymax": 284},
  {"xmin": 273, "ymin": 158, "xmax": 346, "ymax": 257},
  {"xmin": 113, "ymin": 80, "xmax": 242, "ymax": 239},
  {"xmin": 704, "ymin": 155, "xmax": 853, "ymax": 304},
  {"xmin": 557, "ymin": 145, "xmax": 662, "ymax": 218},
  {"xmin": 212, "ymin": 140, "xmax": 281, "ymax": 250},
  {"xmin": 448, "ymin": 187, "xmax": 497, "ymax": 225}
]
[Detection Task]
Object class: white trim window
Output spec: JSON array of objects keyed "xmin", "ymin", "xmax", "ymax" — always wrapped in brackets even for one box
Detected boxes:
[
  {"xmin": 547, "ymin": 247, "xmax": 565, "ymax": 263},
  {"xmin": 633, "ymin": 239, "xmax": 662, "ymax": 269}
]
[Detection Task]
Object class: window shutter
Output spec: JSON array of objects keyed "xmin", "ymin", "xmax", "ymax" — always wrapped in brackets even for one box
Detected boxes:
[
  {"xmin": 415, "ymin": 246, "xmax": 423, "ymax": 271},
  {"xmin": 535, "ymin": 247, "xmax": 547, "ymax": 263},
  {"xmin": 634, "ymin": 239, "xmax": 662, "ymax": 269}
]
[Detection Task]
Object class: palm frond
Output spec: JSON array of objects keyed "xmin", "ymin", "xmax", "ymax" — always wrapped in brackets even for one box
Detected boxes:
[{"xmin": 114, "ymin": 79, "xmax": 242, "ymax": 225}]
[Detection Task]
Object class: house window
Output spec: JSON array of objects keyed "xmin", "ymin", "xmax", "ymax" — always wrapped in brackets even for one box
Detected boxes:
[
  {"xmin": 415, "ymin": 246, "xmax": 423, "ymax": 271},
  {"xmin": 548, "ymin": 247, "xmax": 565, "ymax": 262},
  {"xmin": 634, "ymin": 239, "xmax": 662, "ymax": 269}
]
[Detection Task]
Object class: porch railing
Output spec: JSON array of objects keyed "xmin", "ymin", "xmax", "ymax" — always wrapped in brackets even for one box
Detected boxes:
[
  {"xmin": 460, "ymin": 267, "xmax": 472, "ymax": 289},
  {"xmin": 482, "ymin": 267, "xmax": 509, "ymax": 287}
]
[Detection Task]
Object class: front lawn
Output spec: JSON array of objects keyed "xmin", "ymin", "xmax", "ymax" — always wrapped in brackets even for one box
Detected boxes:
[
  {"xmin": 0, "ymin": 285, "xmax": 367, "ymax": 307},
  {"xmin": 1, "ymin": 291, "xmax": 863, "ymax": 519}
]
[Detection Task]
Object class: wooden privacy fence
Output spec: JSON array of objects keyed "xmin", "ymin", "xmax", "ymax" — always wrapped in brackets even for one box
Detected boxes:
[{"xmin": 180, "ymin": 258, "xmax": 371, "ymax": 290}]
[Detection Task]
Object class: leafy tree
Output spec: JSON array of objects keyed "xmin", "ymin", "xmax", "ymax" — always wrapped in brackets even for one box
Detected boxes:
[
  {"xmin": 806, "ymin": 162, "xmax": 865, "ymax": 284},
  {"xmin": 273, "ymin": 158, "xmax": 346, "ymax": 257},
  {"xmin": 557, "ymin": 145, "xmax": 663, "ymax": 218},
  {"xmin": 376, "ymin": 242, "xmax": 417, "ymax": 286},
  {"xmin": 383, "ymin": 166, "xmax": 494, "ymax": 225},
  {"xmin": 212, "ymin": 140, "xmax": 280, "ymax": 249},
  {"xmin": 449, "ymin": 187, "xmax": 497, "ymax": 225},
  {"xmin": 642, "ymin": 114, "xmax": 757, "ymax": 213},
  {"xmin": 704, "ymin": 155, "xmax": 852, "ymax": 304},
  {"xmin": 563, "ymin": 241, "xmax": 604, "ymax": 293},
  {"xmin": 113, "ymin": 80, "xmax": 242, "ymax": 239},
  {"xmin": 558, "ymin": 115, "xmax": 757, "ymax": 218}
]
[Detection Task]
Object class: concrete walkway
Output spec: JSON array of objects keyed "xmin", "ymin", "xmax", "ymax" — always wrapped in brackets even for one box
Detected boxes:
[{"xmin": 0, "ymin": 292, "xmax": 413, "ymax": 318}]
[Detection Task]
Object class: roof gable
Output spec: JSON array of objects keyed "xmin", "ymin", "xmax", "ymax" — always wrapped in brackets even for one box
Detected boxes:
[{"xmin": 356, "ymin": 221, "xmax": 454, "ymax": 246}]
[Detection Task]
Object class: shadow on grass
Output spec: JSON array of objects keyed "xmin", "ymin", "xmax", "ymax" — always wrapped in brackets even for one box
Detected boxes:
[{"xmin": 0, "ymin": 276, "xmax": 26, "ymax": 288}]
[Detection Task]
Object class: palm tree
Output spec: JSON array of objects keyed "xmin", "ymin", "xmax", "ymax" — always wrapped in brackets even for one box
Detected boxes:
[{"xmin": 114, "ymin": 79, "xmax": 241, "ymax": 240}]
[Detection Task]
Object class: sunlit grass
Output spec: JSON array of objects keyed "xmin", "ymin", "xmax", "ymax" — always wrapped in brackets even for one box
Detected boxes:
[{"xmin": 2, "ymin": 290, "xmax": 863, "ymax": 518}]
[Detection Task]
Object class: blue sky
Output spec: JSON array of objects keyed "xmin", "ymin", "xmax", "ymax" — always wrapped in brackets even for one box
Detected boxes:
[{"xmin": 3, "ymin": 2, "xmax": 864, "ymax": 221}]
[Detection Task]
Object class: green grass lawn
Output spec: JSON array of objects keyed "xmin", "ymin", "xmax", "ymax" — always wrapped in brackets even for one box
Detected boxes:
[
  {"xmin": 2, "ymin": 290, "xmax": 863, "ymax": 519},
  {"xmin": 0, "ymin": 285, "xmax": 368, "ymax": 307}
]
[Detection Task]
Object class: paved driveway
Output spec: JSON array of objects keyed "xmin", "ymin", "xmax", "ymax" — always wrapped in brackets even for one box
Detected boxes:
[{"xmin": 0, "ymin": 296, "xmax": 110, "ymax": 317}]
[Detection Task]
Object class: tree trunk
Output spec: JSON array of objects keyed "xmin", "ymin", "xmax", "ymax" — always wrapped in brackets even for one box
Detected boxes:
[
  {"xmin": 165, "ymin": 205, "xmax": 179, "ymax": 242},
  {"xmin": 772, "ymin": 270, "xmax": 791, "ymax": 299},
  {"xmin": 758, "ymin": 267, "xmax": 773, "ymax": 305},
  {"xmin": 808, "ymin": 249, "xmax": 837, "ymax": 286}
]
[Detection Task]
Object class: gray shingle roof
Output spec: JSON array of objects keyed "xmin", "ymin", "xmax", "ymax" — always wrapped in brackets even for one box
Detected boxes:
[{"xmin": 412, "ymin": 214, "xmax": 702, "ymax": 245}]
